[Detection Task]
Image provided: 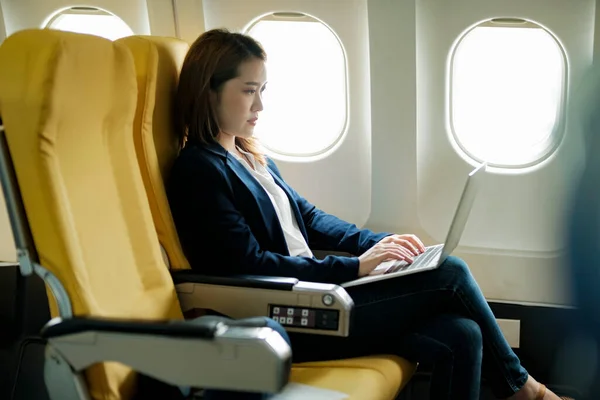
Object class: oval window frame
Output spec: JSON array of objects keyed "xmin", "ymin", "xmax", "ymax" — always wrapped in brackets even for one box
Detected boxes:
[
  {"xmin": 44, "ymin": 6, "xmax": 134, "ymax": 41},
  {"xmin": 243, "ymin": 11, "xmax": 350, "ymax": 160},
  {"xmin": 447, "ymin": 18, "xmax": 569, "ymax": 169}
]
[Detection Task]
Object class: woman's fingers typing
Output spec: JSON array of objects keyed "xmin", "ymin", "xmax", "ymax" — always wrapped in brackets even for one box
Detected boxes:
[
  {"xmin": 380, "ymin": 234, "xmax": 426, "ymax": 255},
  {"xmin": 380, "ymin": 243, "xmax": 414, "ymax": 262},
  {"xmin": 404, "ymin": 234, "xmax": 426, "ymax": 253},
  {"xmin": 358, "ymin": 242, "xmax": 414, "ymax": 277}
]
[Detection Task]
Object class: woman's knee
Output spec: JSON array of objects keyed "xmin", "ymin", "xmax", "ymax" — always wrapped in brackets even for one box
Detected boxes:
[
  {"xmin": 456, "ymin": 317, "xmax": 483, "ymax": 348},
  {"xmin": 415, "ymin": 315, "xmax": 483, "ymax": 364},
  {"xmin": 440, "ymin": 256, "xmax": 477, "ymax": 287},
  {"xmin": 440, "ymin": 255, "xmax": 468, "ymax": 272},
  {"xmin": 443, "ymin": 315, "xmax": 483, "ymax": 354}
]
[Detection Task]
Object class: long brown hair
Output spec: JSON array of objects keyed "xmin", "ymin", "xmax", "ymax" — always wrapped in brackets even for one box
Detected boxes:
[{"xmin": 176, "ymin": 28, "xmax": 267, "ymax": 166}]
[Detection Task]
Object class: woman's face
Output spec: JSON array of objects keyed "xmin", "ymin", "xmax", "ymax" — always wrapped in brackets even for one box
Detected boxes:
[{"xmin": 213, "ymin": 57, "xmax": 267, "ymax": 140}]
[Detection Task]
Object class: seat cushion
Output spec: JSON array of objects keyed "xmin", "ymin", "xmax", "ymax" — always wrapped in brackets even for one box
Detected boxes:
[{"xmin": 291, "ymin": 355, "xmax": 416, "ymax": 400}]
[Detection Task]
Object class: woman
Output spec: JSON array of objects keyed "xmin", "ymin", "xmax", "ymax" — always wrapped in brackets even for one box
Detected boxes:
[{"xmin": 167, "ymin": 28, "xmax": 569, "ymax": 400}]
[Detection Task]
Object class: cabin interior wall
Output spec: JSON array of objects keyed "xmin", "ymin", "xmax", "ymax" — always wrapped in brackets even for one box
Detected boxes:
[
  {"xmin": 366, "ymin": 0, "xmax": 419, "ymax": 234},
  {"xmin": 0, "ymin": 1, "xmax": 596, "ymax": 396},
  {"xmin": 169, "ymin": 0, "xmax": 205, "ymax": 43},
  {"xmin": 0, "ymin": 0, "xmax": 595, "ymax": 305},
  {"xmin": 0, "ymin": 0, "xmax": 151, "ymax": 36},
  {"xmin": 365, "ymin": 0, "xmax": 599, "ymax": 308},
  {"xmin": 146, "ymin": 0, "xmax": 176, "ymax": 38},
  {"xmin": 0, "ymin": 1, "xmax": 5, "ymax": 42}
]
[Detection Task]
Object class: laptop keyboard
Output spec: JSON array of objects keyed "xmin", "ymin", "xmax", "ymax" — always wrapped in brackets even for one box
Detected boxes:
[{"xmin": 371, "ymin": 244, "xmax": 444, "ymax": 275}]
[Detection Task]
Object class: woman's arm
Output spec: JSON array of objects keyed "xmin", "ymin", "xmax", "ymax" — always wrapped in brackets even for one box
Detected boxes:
[
  {"xmin": 267, "ymin": 159, "xmax": 391, "ymax": 256},
  {"xmin": 167, "ymin": 153, "xmax": 360, "ymax": 284}
]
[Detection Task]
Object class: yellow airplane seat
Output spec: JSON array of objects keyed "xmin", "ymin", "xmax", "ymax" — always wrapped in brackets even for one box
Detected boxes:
[
  {"xmin": 0, "ymin": 29, "xmax": 292, "ymax": 400},
  {"xmin": 116, "ymin": 34, "xmax": 416, "ymax": 400}
]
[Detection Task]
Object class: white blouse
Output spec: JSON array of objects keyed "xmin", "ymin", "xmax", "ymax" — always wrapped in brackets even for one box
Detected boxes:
[{"xmin": 231, "ymin": 148, "xmax": 314, "ymax": 258}]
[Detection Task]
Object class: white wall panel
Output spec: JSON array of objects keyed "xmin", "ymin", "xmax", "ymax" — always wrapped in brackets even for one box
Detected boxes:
[
  {"xmin": 146, "ymin": 0, "xmax": 176, "ymax": 37},
  {"xmin": 416, "ymin": 0, "xmax": 593, "ymax": 254},
  {"xmin": 366, "ymin": 0, "xmax": 594, "ymax": 306},
  {"xmin": 366, "ymin": 0, "xmax": 419, "ymax": 234},
  {"xmin": 0, "ymin": 1, "xmax": 6, "ymax": 42},
  {"xmin": 0, "ymin": 0, "xmax": 150, "ymax": 35},
  {"xmin": 173, "ymin": 0, "xmax": 205, "ymax": 44}
]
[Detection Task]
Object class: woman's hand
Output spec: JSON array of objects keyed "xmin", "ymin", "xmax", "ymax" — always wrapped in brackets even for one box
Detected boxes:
[
  {"xmin": 378, "ymin": 234, "xmax": 426, "ymax": 255},
  {"xmin": 357, "ymin": 234, "xmax": 426, "ymax": 277}
]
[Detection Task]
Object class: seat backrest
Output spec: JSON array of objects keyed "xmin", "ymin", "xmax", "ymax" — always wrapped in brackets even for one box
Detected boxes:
[
  {"xmin": 0, "ymin": 29, "xmax": 183, "ymax": 400},
  {"xmin": 116, "ymin": 35, "xmax": 192, "ymax": 271}
]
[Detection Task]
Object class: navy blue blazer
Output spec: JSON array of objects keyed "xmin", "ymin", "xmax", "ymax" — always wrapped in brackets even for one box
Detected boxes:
[{"xmin": 167, "ymin": 141, "xmax": 390, "ymax": 284}]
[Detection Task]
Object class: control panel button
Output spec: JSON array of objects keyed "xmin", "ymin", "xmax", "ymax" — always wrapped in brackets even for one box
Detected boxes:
[
  {"xmin": 269, "ymin": 304, "xmax": 337, "ymax": 330},
  {"xmin": 322, "ymin": 294, "xmax": 335, "ymax": 306}
]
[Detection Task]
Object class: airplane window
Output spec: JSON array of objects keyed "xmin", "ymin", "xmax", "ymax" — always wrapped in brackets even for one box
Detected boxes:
[
  {"xmin": 246, "ymin": 14, "xmax": 347, "ymax": 157},
  {"xmin": 450, "ymin": 21, "xmax": 566, "ymax": 168},
  {"xmin": 46, "ymin": 7, "xmax": 134, "ymax": 41}
]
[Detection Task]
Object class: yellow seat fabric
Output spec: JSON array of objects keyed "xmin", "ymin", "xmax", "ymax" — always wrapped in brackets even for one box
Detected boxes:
[
  {"xmin": 0, "ymin": 29, "xmax": 182, "ymax": 400},
  {"xmin": 292, "ymin": 355, "xmax": 416, "ymax": 400}
]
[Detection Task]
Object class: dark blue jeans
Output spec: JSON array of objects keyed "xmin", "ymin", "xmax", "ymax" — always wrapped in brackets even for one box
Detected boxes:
[{"xmin": 288, "ymin": 256, "xmax": 529, "ymax": 400}]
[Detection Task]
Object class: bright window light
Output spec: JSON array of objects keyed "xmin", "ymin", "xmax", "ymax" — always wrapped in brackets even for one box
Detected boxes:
[
  {"xmin": 247, "ymin": 17, "xmax": 347, "ymax": 157},
  {"xmin": 451, "ymin": 24, "xmax": 565, "ymax": 167},
  {"xmin": 48, "ymin": 10, "xmax": 134, "ymax": 41}
]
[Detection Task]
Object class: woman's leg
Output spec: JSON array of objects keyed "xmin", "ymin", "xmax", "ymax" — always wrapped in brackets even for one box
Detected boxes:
[
  {"xmin": 346, "ymin": 255, "xmax": 529, "ymax": 398},
  {"xmin": 290, "ymin": 313, "xmax": 483, "ymax": 400},
  {"xmin": 408, "ymin": 314, "xmax": 483, "ymax": 400},
  {"xmin": 290, "ymin": 256, "xmax": 528, "ymax": 398}
]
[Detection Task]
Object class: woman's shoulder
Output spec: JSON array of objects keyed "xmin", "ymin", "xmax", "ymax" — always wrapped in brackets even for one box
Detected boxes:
[
  {"xmin": 171, "ymin": 143, "xmax": 225, "ymax": 179},
  {"xmin": 177, "ymin": 143, "xmax": 224, "ymax": 166}
]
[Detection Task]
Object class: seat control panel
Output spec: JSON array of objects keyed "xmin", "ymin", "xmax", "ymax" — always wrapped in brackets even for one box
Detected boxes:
[{"xmin": 268, "ymin": 304, "xmax": 339, "ymax": 331}]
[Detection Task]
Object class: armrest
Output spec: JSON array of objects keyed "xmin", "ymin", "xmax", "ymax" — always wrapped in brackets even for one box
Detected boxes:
[
  {"xmin": 42, "ymin": 315, "xmax": 219, "ymax": 339},
  {"xmin": 43, "ymin": 316, "xmax": 291, "ymax": 393},
  {"xmin": 171, "ymin": 270, "xmax": 298, "ymax": 291},
  {"xmin": 174, "ymin": 271, "xmax": 354, "ymax": 337}
]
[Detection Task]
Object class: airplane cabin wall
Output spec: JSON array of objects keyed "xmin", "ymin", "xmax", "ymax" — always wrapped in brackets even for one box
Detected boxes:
[
  {"xmin": 0, "ymin": 0, "xmax": 597, "ymax": 306},
  {"xmin": 0, "ymin": 0, "xmax": 151, "ymax": 36},
  {"xmin": 146, "ymin": 0, "xmax": 206, "ymax": 43},
  {"xmin": 366, "ymin": 0, "xmax": 594, "ymax": 307},
  {"xmin": 146, "ymin": 0, "xmax": 176, "ymax": 38},
  {"xmin": 171, "ymin": 0, "xmax": 205, "ymax": 44},
  {"xmin": 0, "ymin": 1, "xmax": 6, "ymax": 42}
]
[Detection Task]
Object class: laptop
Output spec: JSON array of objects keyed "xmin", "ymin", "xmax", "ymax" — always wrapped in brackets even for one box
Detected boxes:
[{"xmin": 341, "ymin": 162, "xmax": 487, "ymax": 288}]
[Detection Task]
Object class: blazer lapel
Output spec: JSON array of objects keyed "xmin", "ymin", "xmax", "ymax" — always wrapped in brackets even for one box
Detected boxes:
[
  {"xmin": 226, "ymin": 155, "xmax": 287, "ymax": 251},
  {"xmin": 266, "ymin": 165, "xmax": 310, "ymax": 242}
]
